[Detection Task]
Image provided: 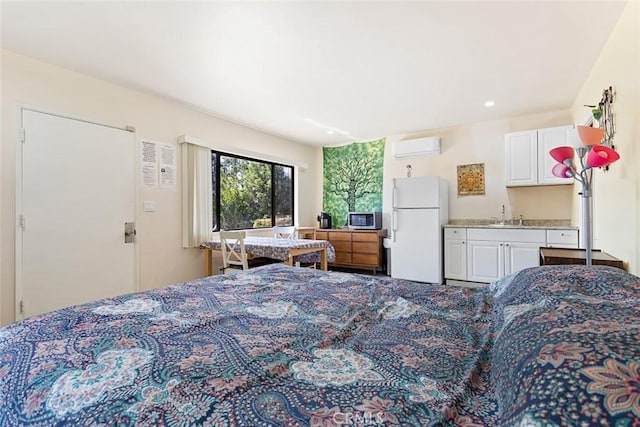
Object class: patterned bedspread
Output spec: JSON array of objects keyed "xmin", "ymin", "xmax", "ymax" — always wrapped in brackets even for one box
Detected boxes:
[
  {"xmin": 490, "ymin": 265, "xmax": 640, "ymax": 425},
  {"xmin": 0, "ymin": 264, "xmax": 638, "ymax": 426}
]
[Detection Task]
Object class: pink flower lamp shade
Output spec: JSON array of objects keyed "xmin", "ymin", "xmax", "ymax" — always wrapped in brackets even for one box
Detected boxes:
[
  {"xmin": 586, "ymin": 145, "xmax": 620, "ymax": 168},
  {"xmin": 551, "ymin": 163, "xmax": 573, "ymax": 178},
  {"xmin": 549, "ymin": 146, "xmax": 575, "ymax": 164}
]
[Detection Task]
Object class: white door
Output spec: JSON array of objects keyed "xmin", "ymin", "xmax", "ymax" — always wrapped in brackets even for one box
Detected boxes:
[
  {"xmin": 504, "ymin": 242, "xmax": 541, "ymax": 276},
  {"xmin": 18, "ymin": 109, "xmax": 137, "ymax": 319},
  {"xmin": 467, "ymin": 240, "xmax": 503, "ymax": 283},
  {"xmin": 391, "ymin": 208, "xmax": 442, "ymax": 283}
]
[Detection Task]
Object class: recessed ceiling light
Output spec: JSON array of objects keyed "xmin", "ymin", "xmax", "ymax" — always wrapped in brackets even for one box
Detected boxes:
[
  {"xmin": 484, "ymin": 100, "xmax": 495, "ymax": 107},
  {"xmin": 327, "ymin": 130, "xmax": 334, "ymax": 135}
]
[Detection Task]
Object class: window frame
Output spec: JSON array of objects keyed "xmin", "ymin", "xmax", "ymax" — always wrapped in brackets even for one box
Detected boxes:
[{"xmin": 212, "ymin": 150, "xmax": 295, "ymax": 231}]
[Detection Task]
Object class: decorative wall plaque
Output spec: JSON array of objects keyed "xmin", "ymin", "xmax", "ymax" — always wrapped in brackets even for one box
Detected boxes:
[{"xmin": 457, "ymin": 163, "xmax": 485, "ymax": 196}]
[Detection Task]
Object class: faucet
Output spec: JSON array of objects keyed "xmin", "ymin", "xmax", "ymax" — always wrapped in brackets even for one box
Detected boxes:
[{"xmin": 499, "ymin": 205, "xmax": 506, "ymax": 225}]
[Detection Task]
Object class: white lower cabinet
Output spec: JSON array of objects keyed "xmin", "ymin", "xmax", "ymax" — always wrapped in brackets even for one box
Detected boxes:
[
  {"xmin": 444, "ymin": 228, "xmax": 467, "ymax": 280},
  {"xmin": 504, "ymin": 242, "xmax": 544, "ymax": 276},
  {"xmin": 466, "ymin": 240, "xmax": 540, "ymax": 282},
  {"xmin": 467, "ymin": 228, "xmax": 546, "ymax": 283},
  {"xmin": 445, "ymin": 227, "xmax": 569, "ymax": 284},
  {"xmin": 467, "ymin": 240, "xmax": 504, "ymax": 283}
]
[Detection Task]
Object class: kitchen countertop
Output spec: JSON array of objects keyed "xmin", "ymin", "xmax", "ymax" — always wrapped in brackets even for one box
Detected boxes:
[{"xmin": 444, "ymin": 220, "xmax": 577, "ymax": 230}]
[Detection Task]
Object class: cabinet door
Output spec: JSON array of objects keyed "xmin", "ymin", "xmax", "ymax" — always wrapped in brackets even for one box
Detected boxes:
[
  {"xmin": 537, "ymin": 126, "xmax": 574, "ymax": 185},
  {"xmin": 504, "ymin": 242, "xmax": 541, "ymax": 276},
  {"xmin": 505, "ymin": 130, "xmax": 537, "ymax": 186},
  {"xmin": 467, "ymin": 240, "xmax": 503, "ymax": 283},
  {"xmin": 444, "ymin": 239, "xmax": 467, "ymax": 281}
]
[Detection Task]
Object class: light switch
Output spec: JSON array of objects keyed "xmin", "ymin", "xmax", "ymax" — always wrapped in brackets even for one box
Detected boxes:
[{"xmin": 143, "ymin": 201, "xmax": 156, "ymax": 212}]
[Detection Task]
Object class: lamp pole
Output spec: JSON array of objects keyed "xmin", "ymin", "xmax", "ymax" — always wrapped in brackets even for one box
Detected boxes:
[
  {"xmin": 580, "ymin": 182, "xmax": 592, "ymax": 266},
  {"xmin": 575, "ymin": 146, "xmax": 593, "ymax": 266}
]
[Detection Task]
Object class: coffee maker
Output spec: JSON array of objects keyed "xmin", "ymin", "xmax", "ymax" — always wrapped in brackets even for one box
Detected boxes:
[{"xmin": 317, "ymin": 212, "xmax": 332, "ymax": 229}]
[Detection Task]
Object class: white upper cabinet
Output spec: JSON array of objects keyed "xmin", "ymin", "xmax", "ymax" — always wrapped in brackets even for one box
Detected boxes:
[
  {"xmin": 505, "ymin": 125, "xmax": 574, "ymax": 187},
  {"xmin": 537, "ymin": 126, "xmax": 575, "ymax": 185},
  {"xmin": 505, "ymin": 130, "xmax": 538, "ymax": 186}
]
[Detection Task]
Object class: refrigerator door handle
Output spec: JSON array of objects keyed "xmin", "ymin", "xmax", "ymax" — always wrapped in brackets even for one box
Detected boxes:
[
  {"xmin": 392, "ymin": 209, "xmax": 398, "ymax": 242},
  {"xmin": 392, "ymin": 179, "xmax": 397, "ymax": 208}
]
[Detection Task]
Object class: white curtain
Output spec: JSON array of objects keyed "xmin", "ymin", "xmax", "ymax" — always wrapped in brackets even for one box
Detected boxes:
[{"xmin": 182, "ymin": 143, "xmax": 213, "ymax": 248}]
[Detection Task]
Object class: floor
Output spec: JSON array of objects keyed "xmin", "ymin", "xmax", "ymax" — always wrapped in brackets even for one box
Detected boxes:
[
  {"xmin": 328, "ymin": 267, "xmax": 487, "ymax": 288},
  {"xmin": 445, "ymin": 279, "xmax": 488, "ymax": 289}
]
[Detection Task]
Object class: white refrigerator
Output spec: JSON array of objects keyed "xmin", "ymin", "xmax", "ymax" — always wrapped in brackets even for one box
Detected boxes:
[{"xmin": 390, "ymin": 176, "xmax": 449, "ymax": 283}]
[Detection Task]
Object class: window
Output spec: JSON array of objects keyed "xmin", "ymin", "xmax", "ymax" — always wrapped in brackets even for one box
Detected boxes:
[{"xmin": 212, "ymin": 151, "xmax": 294, "ymax": 231}]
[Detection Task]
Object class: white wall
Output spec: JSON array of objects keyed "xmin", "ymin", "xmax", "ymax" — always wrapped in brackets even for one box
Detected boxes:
[
  {"xmin": 571, "ymin": 1, "xmax": 639, "ymax": 274},
  {"xmin": 1, "ymin": 50, "xmax": 321, "ymax": 326}
]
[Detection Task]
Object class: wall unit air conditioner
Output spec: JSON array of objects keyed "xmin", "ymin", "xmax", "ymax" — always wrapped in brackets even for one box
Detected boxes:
[{"xmin": 392, "ymin": 136, "xmax": 441, "ymax": 158}]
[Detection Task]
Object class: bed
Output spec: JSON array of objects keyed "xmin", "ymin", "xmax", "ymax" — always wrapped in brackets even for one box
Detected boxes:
[{"xmin": 0, "ymin": 264, "xmax": 638, "ymax": 425}]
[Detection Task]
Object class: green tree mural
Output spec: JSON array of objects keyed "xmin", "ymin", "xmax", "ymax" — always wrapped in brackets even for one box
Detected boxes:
[{"xmin": 322, "ymin": 139, "xmax": 385, "ymax": 228}]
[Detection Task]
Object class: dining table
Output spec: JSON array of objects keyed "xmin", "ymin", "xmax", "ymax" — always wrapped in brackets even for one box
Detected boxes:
[{"xmin": 200, "ymin": 236, "xmax": 336, "ymax": 276}]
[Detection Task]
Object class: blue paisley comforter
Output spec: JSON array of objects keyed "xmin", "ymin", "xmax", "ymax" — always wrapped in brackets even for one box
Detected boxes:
[{"xmin": 0, "ymin": 264, "xmax": 638, "ymax": 426}]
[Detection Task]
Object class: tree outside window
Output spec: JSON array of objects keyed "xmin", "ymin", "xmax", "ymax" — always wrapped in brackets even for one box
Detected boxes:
[{"xmin": 212, "ymin": 152, "xmax": 294, "ymax": 230}]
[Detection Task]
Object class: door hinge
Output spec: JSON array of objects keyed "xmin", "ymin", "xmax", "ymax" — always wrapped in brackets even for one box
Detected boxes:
[
  {"xmin": 19, "ymin": 301, "xmax": 24, "ymax": 314},
  {"xmin": 20, "ymin": 128, "xmax": 26, "ymax": 143},
  {"xmin": 19, "ymin": 214, "xmax": 26, "ymax": 230}
]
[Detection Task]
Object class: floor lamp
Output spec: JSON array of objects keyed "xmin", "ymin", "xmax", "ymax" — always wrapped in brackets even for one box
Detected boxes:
[{"xmin": 549, "ymin": 126, "xmax": 620, "ymax": 266}]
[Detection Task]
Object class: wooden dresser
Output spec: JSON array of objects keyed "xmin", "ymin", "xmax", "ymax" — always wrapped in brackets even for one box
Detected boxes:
[{"xmin": 306, "ymin": 229, "xmax": 387, "ymax": 274}]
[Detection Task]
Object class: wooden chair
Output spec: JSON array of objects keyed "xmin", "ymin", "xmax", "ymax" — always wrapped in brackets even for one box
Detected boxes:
[
  {"xmin": 219, "ymin": 231, "xmax": 248, "ymax": 273},
  {"xmin": 273, "ymin": 225, "xmax": 296, "ymax": 239},
  {"xmin": 273, "ymin": 226, "xmax": 317, "ymax": 269}
]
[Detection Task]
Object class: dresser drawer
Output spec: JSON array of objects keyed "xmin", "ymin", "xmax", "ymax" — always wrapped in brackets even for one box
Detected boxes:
[
  {"xmin": 315, "ymin": 231, "xmax": 328, "ymax": 240},
  {"xmin": 352, "ymin": 242, "xmax": 378, "ymax": 254},
  {"xmin": 334, "ymin": 252, "xmax": 352, "ymax": 263},
  {"xmin": 328, "ymin": 232, "xmax": 351, "ymax": 241},
  {"xmin": 352, "ymin": 253, "xmax": 378, "ymax": 266},
  {"xmin": 331, "ymin": 241, "xmax": 352, "ymax": 252},
  {"xmin": 352, "ymin": 232, "xmax": 379, "ymax": 242},
  {"xmin": 445, "ymin": 228, "xmax": 466, "ymax": 240},
  {"xmin": 546, "ymin": 229, "xmax": 578, "ymax": 246}
]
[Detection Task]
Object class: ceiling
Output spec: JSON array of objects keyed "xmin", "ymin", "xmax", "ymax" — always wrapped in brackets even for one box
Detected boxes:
[{"xmin": 1, "ymin": 1, "xmax": 627, "ymax": 146}]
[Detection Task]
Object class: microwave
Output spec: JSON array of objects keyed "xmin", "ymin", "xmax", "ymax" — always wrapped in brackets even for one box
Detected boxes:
[{"xmin": 347, "ymin": 211, "xmax": 382, "ymax": 230}]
